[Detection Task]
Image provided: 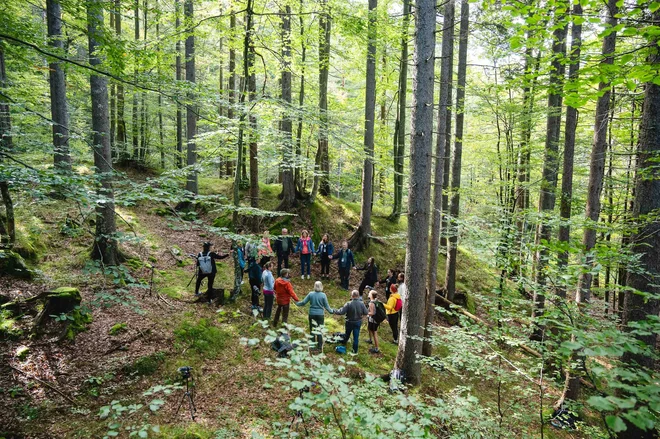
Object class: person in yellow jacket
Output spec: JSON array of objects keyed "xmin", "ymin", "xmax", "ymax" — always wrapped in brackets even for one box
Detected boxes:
[{"xmin": 383, "ymin": 284, "xmax": 402, "ymax": 344}]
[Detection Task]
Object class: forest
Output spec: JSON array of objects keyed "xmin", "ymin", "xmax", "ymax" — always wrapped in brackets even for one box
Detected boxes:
[{"xmin": 0, "ymin": 0, "xmax": 659, "ymax": 437}]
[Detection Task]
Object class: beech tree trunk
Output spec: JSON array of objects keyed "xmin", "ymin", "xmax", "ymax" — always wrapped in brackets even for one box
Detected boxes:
[
  {"xmin": 47, "ymin": 0, "xmax": 71, "ymax": 171},
  {"xmin": 139, "ymin": 0, "xmax": 148, "ymax": 163},
  {"xmin": 620, "ymin": 14, "xmax": 660, "ymax": 438},
  {"xmin": 88, "ymin": 0, "xmax": 119, "ymax": 266},
  {"xmin": 394, "ymin": 0, "xmax": 435, "ymax": 386},
  {"xmin": 294, "ymin": 0, "xmax": 306, "ymax": 195},
  {"xmin": 389, "ymin": 0, "xmax": 410, "ymax": 222},
  {"xmin": 246, "ymin": 3, "xmax": 258, "ymax": 209},
  {"xmin": 349, "ymin": 0, "xmax": 377, "ymax": 251},
  {"xmin": 132, "ymin": 0, "xmax": 139, "ymax": 160},
  {"xmin": 311, "ymin": 0, "xmax": 331, "ymax": 200},
  {"xmin": 184, "ymin": 0, "xmax": 198, "ymax": 195},
  {"xmin": 278, "ymin": 5, "xmax": 295, "ymax": 210},
  {"xmin": 531, "ymin": 13, "xmax": 567, "ymax": 338},
  {"xmin": 0, "ymin": 42, "xmax": 14, "ymax": 248},
  {"xmin": 115, "ymin": 0, "xmax": 126, "ymax": 160},
  {"xmin": 227, "ymin": 9, "xmax": 236, "ymax": 177},
  {"xmin": 423, "ymin": 0, "xmax": 454, "ymax": 357},
  {"xmin": 444, "ymin": 0, "xmax": 469, "ymax": 302},
  {"xmin": 175, "ymin": 0, "xmax": 183, "ymax": 168},
  {"xmin": 0, "ymin": 42, "xmax": 12, "ymax": 151},
  {"xmin": 556, "ymin": 3, "xmax": 582, "ymax": 299}
]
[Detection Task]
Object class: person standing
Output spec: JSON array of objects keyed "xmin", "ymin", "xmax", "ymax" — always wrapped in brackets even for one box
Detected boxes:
[
  {"xmin": 396, "ymin": 272, "xmax": 407, "ymax": 302},
  {"xmin": 384, "ymin": 284, "xmax": 402, "ymax": 343},
  {"xmin": 273, "ymin": 269, "xmax": 300, "ymax": 326},
  {"xmin": 333, "ymin": 290, "xmax": 368, "ymax": 354},
  {"xmin": 295, "ymin": 281, "xmax": 333, "ymax": 349},
  {"xmin": 366, "ymin": 290, "xmax": 384, "ymax": 354},
  {"xmin": 296, "ymin": 230, "xmax": 315, "ymax": 279},
  {"xmin": 334, "ymin": 240, "xmax": 355, "ymax": 290},
  {"xmin": 230, "ymin": 240, "xmax": 246, "ymax": 302},
  {"xmin": 194, "ymin": 242, "xmax": 229, "ymax": 303},
  {"xmin": 247, "ymin": 258, "xmax": 263, "ymax": 308},
  {"xmin": 262, "ymin": 261, "xmax": 275, "ymax": 319},
  {"xmin": 316, "ymin": 234, "xmax": 334, "ymax": 280},
  {"xmin": 355, "ymin": 257, "xmax": 378, "ymax": 297},
  {"xmin": 274, "ymin": 228, "xmax": 294, "ymax": 276},
  {"xmin": 379, "ymin": 269, "xmax": 398, "ymax": 301},
  {"xmin": 258, "ymin": 230, "xmax": 274, "ymax": 266}
]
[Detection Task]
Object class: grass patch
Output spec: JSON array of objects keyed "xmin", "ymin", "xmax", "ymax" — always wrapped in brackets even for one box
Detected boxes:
[
  {"xmin": 174, "ymin": 318, "xmax": 230, "ymax": 357},
  {"xmin": 123, "ymin": 351, "xmax": 166, "ymax": 376}
]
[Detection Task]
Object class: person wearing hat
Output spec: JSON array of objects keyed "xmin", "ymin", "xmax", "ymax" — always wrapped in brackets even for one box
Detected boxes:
[{"xmin": 195, "ymin": 242, "xmax": 229, "ymax": 302}]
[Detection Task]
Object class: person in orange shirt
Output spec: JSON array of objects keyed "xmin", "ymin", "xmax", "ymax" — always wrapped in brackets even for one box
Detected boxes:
[{"xmin": 273, "ymin": 268, "xmax": 300, "ymax": 326}]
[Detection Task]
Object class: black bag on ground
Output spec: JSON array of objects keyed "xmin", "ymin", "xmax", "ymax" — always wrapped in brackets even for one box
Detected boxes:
[{"xmin": 271, "ymin": 333, "xmax": 296, "ymax": 358}]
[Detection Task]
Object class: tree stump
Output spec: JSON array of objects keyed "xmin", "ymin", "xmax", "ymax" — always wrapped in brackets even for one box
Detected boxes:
[
  {"xmin": 0, "ymin": 250, "xmax": 32, "ymax": 279},
  {"xmin": 32, "ymin": 287, "xmax": 85, "ymax": 338}
]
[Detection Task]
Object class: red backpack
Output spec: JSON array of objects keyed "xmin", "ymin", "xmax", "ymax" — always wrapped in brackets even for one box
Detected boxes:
[{"xmin": 395, "ymin": 297, "xmax": 403, "ymax": 312}]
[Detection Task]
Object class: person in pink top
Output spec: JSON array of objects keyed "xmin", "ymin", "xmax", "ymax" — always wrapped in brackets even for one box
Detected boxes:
[
  {"xmin": 258, "ymin": 230, "xmax": 274, "ymax": 266},
  {"xmin": 295, "ymin": 230, "xmax": 315, "ymax": 279}
]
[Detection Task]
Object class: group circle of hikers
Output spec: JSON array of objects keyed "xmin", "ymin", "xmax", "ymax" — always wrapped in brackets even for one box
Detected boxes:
[{"xmin": 191, "ymin": 228, "xmax": 407, "ymax": 355}]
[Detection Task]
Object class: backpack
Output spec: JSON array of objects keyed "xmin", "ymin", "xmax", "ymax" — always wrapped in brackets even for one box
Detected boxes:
[
  {"xmin": 335, "ymin": 345, "xmax": 346, "ymax": 354},
  {"xmin": 271, "ymin": 333, "xmax": 296, "ymax": 358},
  {"xmin": 374, "ymin": 301, "xmax": 387, "ymax": 323},
  {"xmin": 395, "ymin": 297, "xmax": 403, "ymax": 312},
  {"xmin": 237, "ymin": 248, "xmax": 246, "ymax": 270},
  {"xmin": 198, "ymin": 252, "xmax": 213, "ymax": 274}
]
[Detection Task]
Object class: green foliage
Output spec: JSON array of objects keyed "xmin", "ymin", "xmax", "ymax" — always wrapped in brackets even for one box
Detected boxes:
[
  {"xmin": 173, "ymin": 318, "xmax": 229, "ymax": 357},
  {"xmin": 109, "ymin": 322, "xmax": 128, "ymax": 335},
  {"xmin": 0, "ymin": 309, "xmax": 22, "ymax": 339},
  {"xmin": 123, "ymin": 352, "xmax": 166, "ymax": 377}
]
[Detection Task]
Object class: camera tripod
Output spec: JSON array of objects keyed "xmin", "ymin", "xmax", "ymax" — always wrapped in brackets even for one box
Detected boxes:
[
  {"xmin": 176, "ymin": 371, "xmax": 197, "ymax": 420},
  {"xmin": 289, "ymin": 386, "xmax": 316, "ymax": 436}
]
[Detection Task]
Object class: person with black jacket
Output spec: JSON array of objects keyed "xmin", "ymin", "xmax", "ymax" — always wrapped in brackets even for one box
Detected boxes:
[
  {"xmin": 354, "ymin": 257, "xmax": 378, "ymax": 297},
  {"xmin": 247, "ymin": 258, "xmax": 263, "ymax": 308},
  {"xmin": 334, "ymin": 240, "xmax": 355, "ymax": 290},
  {"xmin": 333, "ymin": 290, "xmax": 369, "ymax": 354},
  {"xmin": 194, "ymin": 242, "xmax": 229, "ymax": 303},
  {"xmin": 379, "ymin": 268, "xmax": 399, "ymax": 301},
  {"xmin": 274, "ymin": 228, "xmax": 294, "ymax": 276},
  {"xmin": 316, "ymin": 234, "xmax": 334, "ymax": 280}
]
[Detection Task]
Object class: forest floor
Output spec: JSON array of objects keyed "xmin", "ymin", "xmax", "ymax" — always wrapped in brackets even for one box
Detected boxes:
[{"xmin": 1, "ymin": 177, "xmax": 588, "ymax": 438}]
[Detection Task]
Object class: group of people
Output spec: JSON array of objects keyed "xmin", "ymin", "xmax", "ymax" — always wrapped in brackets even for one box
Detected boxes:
[{"xmin": 192, "ymin": 231, "xmax": 408, "ymax": 355}]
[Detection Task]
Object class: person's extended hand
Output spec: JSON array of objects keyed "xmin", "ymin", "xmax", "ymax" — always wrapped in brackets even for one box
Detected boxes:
[{"xmin": 329, "ymin": 255, "xmax": 333, "ymax": 259}]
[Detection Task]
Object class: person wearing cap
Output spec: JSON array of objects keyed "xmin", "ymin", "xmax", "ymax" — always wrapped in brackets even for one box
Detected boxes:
[{"xmin": 195, "ymin": 242, "xmax": 229, "ymax": 302}]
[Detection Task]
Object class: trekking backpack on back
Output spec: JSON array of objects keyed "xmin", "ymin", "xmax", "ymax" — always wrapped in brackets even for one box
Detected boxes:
[
  {"xmin": 198, "ymin": 252, "xmax": 213, "ymax": 274},
  {"xmin": 374, "ymin": 301, "xmax": 387, "ymax": 323},
  {"xmin": 394, "ymin": 297, "xmax": 403, "ymax": 312}
]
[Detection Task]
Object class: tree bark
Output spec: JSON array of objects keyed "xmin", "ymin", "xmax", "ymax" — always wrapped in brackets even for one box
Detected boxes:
[
  {"xmin": 185, "ymin": 0, "xmax": 198, "ymax": 195},
  {"xmin": 139, "ymin": 0, "xmax": 148, "ymax": 163},
  {"xmin": 576, "ymin": 0, "xmax": 618, "ymax": 304},
  {"xmin": 0, "ymin": 42, "xmax": 12, "ymax": 151},
  {"xmin": 444, "ymin": 0, "xmax": 469, "ymax": 302},
  {"xmin": 227, "ymin": 9, "xmax": 236, "ymax": 177},
  {"xmin": 115, "ymin": 0, "xmax": 126, "ymax": 160},
  {"xmin": 423, "ymin": 0, "xmax": 453, "ymax": 357},
  {"xmin": 349, "ymin": 0, "xmax": 377, "ymax": 252},
  {"xmin": 531, "ymin": 13, "xmax": 567, "ymax": 338},
  {"xmin": 394, "ymin": 0, "xmax": 435, "ymax": 386},
  {"xmin": 88, "ymin": 0, "xmax": 119, "ymax": 266},
  {"xmin": 389, "ymin": 0, "xmax": 410, "ymax": 222},
  {"xmin": 175, "ymin": 0, "xmax": 183, "ymax": 168},
  {"xmin": 132, "ymin": 0, "xmax": 139, "ymax": 160},
  {"xmin": 556, "ymin": 3, "xmax": 582, "ymax": 299},
  {"xmin": 246, "ymin": 4, "xmax": 258, "ymax": 209},
  {"xmin": 277, "ymin": 5, "xmax": 295, "ymax": 210},
  {"xmin": 294, "ymin": 0, "xmax": 306, "ymax": 195},
  {"xmin": 620, "ymin": 30, "xmax": 660, "ymax": 438},
  {"xmin": 311, "ymin": 0, "xmax": 331, "ymax": 200}
]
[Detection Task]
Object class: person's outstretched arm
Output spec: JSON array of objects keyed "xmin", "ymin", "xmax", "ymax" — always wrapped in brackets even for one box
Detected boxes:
[
  {"xmin": 295, "ymin": 294, "xmax": 310, "ymax": 307},
  {"xmin": 322, "ymin": 294, "xmax": 333, "ymax": 314},
  {"xmin": 334, "ymin": 302, "xmax": 348, "ymax": 315}
]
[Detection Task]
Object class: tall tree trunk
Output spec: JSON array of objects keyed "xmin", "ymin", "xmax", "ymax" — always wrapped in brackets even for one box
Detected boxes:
[
  {"xmin": 184, "ymin": 0, "xmax": 198, "ymax": 195},
  {"xmin": 227, "ymin": 9, "xmax": 236, "ymax": 177},
  {"xmin": 294, "ymin": 0, "xmax": 306, "ymax": 195},
  {"xmin": 139, "ymin": 0, "xmax": 148, "ymax": 163},
  {"xmin": 444, "ymin": 0, "xmax": 469, "ymax": 302},
  {"xmin": 423, "ymin": 0, "xmax": 453, "ymax": 357},
  {"xmin": 439, "ymin": 7, "xmax": 455, "ymax": 250},
  {"xmin": 389, "ymin": 0, "xmax": 410, "ymax": 222},
  {"xmin": 278, "ymin": 5, "xmax": 295, "ymax": 210},
  {"xmin": 576, "ymin": 0, "xmax": 618, "ymax": 304},
  {"xmin": 348, "ymin": 0, "xmax": 377, "ymax": 251},
  {"xmin": 556, "ymin": 3, "xmax": 582, "ymax": 299},
  {"xmin": 115, "ymin": 0, "xmax": 126, "ymax": 160},
  {"xmin": 157, "ymin": 2, "xmax": 164, "ymax": 169},
  {"xmin": 132, "ymin": 0, "xmax": 139, "ymax": 160},
  {"xmin": 246, "ymin": 4, "xmax": 258, "ymax": 209},
  {"xmin": 311, "ymin": 0, "xmax": 331, "ymax": 200},
  {"xmin": 88, "ymin": 0, "xmax": 119, "ymax": 265},
  {"xmin": 530, "ymin": 13, "xmax": 567, "ymax": 339},
  {"xmin": 394, "ymin": 0, "xmax": 435, "ymax": 386},
  {"xmin": 46, "ymin": 0, "xmax": 71, "ymax": 171},
  {"xmin": 619, "ymin": 15, "xmax": 660, "ymax": 438},
  {"xmin": 218, "ymin": 7, "xmax": 224, "ymax": 177},
  {"xmin": 0, "ymin": 42, "xmax": 14, "ymax": 248},
  {"xmin": 109, "ymin": 9, "xmax": 116, "ymax": 159},
  {"xmin": 175, "ymin": 0, "xmax": 183, "ymax": 168}
]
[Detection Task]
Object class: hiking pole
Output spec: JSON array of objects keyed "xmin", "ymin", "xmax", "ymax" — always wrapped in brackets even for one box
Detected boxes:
[{"xmin": 186, "ymin": 254, "xmax": 198, "ymax": 288}]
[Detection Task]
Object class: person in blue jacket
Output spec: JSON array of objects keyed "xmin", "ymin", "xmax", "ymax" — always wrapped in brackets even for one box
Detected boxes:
[
  {"xmin": 316, "ymin": 234, "xmax": 334, "ymax": 280},
  {"xmin": 334, "ymin": 240, "xmax": 355, "ymax": 290}
]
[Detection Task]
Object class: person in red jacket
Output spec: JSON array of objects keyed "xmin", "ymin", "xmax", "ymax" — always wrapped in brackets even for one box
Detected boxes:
[{"xmin": 273, "ymin": 268, "xmax": 300, "ymax": 326}]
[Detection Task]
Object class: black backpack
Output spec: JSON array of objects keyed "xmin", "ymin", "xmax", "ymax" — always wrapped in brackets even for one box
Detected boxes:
[
  {"xmin": 271, "ymin": 333, "xmax": 296, "ymax": 358},
  {"xmin": 374, "ymin": 301, "xmax": 387, "ymax": 323}
]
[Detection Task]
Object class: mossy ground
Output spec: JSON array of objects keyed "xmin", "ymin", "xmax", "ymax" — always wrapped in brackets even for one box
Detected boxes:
[{"xmin": 0, "ymin": 176, "xmax": 586, "ymax": 439}]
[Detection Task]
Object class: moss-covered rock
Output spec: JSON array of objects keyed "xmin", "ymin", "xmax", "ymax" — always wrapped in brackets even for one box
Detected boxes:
[
  {"xmin": 16, "ymin": 345, "xmax": 29, "ymax": 360},
  {"xmin": 109, "ymin": 322, "xmax": 127, "ymax": 335},
  {"xmin": 0, "ymin": 250, "xmax": 33, "ymax": 279}
]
